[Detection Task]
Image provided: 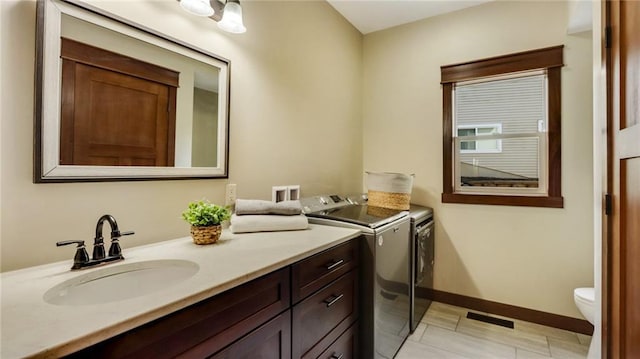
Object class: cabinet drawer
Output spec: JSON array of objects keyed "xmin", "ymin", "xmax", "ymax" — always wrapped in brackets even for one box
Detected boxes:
[
  {"xmin": 293, "ymin": 270, "xmax": 358, "ymax": 358},
  {"xmin": 317, "ymin": 323, "xmax": 358, "ymax": 359},
  {"xmin": 207, "ymin": 310, "xmax": 291, "ymax": 359},
  {"xmin": 66, "ymin": 268, "xmax": 290, "ymax": 359},
  {"xmin": 292, "ymin": 239, "xmax": 359, "ymax": 303}
]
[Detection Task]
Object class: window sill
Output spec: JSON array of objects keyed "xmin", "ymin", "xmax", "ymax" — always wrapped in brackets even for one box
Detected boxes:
[{"xmin": 441, "ymin": 193, "xmax": 564, "ymax": 208}]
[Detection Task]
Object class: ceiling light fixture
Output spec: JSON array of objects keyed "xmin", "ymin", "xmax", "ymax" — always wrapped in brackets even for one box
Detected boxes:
[
  {"xmin": 217, "ymin": 0, "xmax": 246, "ymax": 34},
  {"xmin": 179, "ymin": 0, "xmax": 246, "ymax": 34},
  {"xmin": 179, "ymin": 0, "xmax": 215, "ymax": 17}
]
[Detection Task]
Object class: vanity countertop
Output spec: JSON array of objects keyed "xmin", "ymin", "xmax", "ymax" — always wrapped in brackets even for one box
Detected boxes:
[{"xmin": 0, "ymin": 224, "xmax": 361, "ymax": 358}]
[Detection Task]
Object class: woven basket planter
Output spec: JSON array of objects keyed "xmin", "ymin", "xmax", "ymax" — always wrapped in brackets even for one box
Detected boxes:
[{"xmin": 190, "ymin": 225, "xmax": 222, "ymax": 245}]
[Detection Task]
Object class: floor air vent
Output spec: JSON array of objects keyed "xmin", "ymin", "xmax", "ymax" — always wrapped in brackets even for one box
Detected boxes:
[{"xmin": 466, "ymin": 312, "xmax": 515, "ymax": 329}]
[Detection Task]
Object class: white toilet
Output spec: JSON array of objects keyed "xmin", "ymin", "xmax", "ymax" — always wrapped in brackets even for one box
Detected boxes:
[
  {"xmin": 574, "ymin": 287, "xmax": 596, "ymax": 358},
  {"xmin": 574, "ymin": 287, "xmax": 595, "ymax": 324}
]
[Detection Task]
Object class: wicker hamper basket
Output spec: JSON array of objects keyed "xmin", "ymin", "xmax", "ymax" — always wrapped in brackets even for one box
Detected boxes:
[{"xmin": 366, "ymin": 172, "xmax": 414, "ymax": 210}]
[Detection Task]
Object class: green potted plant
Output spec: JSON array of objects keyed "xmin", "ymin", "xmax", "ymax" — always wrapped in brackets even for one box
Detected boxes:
[{"xmin": 182, "ymin": 199, "xmax": 231, "ymax": 245}]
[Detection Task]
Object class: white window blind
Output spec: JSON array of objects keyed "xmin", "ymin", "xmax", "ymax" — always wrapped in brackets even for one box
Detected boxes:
[{"xmin": 453, "ymin": 71, "xmax": 548, "ymax": 195}]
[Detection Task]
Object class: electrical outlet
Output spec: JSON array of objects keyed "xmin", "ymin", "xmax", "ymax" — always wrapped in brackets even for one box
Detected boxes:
[
  {"xmin": 287, "ymin": 185, "xmax": 300, "ymax": 200},
  {"xmin": 225, "ymin": 184, "xmax": 237, "ymax": 206},
  {"xmin": 272, "ymin": 186, "xmax": 287, "ymax": 203}
]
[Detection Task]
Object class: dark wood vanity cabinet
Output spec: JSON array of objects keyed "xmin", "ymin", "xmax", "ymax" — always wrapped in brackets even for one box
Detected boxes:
[
  {"xmin": 292, "ymin": 239, "xmax": 360, "ymax": 359},
  {"xmin": 65, "ymin": 268, "xmax": 290, "ymax": 359},
  {"xmin": 64, "ymin": 238, "xmax": 360, "ymax": 359}
]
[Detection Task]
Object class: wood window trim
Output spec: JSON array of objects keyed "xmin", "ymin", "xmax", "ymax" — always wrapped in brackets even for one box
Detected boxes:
[{"xmin": 441, "ymin": 46, "xmax": 564, "ymax": 208}]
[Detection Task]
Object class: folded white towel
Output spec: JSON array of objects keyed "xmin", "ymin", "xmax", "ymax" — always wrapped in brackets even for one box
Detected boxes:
[
  {"xmin": 230, "ymin": 214, "xmax": 308, "ymax": 234},
  {"xmin": 235, "ymin": 199, "xmax": 302, "ymax": 216}
]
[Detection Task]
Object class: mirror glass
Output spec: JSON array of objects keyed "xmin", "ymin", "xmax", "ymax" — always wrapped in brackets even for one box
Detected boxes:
[{"xmin": 35, "ymin": 0, "xmax": 230, "ymax": 182}]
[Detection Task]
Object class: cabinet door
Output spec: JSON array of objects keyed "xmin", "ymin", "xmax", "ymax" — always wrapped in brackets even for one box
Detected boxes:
[
  {"xmin": 208, "ymin": 311, "xmax": 291, "ymax": 359},
  {"xmin": 65, "ymin": 268, "xmax": 290, "ymax": 359}
]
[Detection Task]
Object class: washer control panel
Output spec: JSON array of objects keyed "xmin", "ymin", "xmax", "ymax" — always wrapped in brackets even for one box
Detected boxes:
[{"xmin": 299, "ymin": 195, "xmax": 352, "ymax": 214}]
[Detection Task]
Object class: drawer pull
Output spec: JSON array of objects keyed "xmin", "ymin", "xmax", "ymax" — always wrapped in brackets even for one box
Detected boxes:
[
  {"xmin": 326, "ymin": 259, "xmax": 344, "ymax": 271},
  {"xmin": 324, "ymin": 293, "xmax": 344, "ymax": 307},
  {"xmin": 330, "ymin": 354, "xmax": 344, "ymax": 359}
]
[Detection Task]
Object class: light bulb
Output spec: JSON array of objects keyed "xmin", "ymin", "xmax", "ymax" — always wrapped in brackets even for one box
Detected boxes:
[
  {"xmin": 180, "ymin": 0, "xmax": 215, "ymax": 17},
  {"xmin": 217, "ymin": 1, "xmax": 246, "ymax": 34}
]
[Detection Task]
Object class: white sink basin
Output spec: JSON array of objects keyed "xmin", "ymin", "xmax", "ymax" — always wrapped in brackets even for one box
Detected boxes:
[{"xmin": 43, "ymin": 259, "xmax": 199, "ymax": 306}]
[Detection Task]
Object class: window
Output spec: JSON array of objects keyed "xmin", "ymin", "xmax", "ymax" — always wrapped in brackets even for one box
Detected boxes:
[
  {"xmin": 457, "ymin": 124, "xmax": 502, "ymax": 153},
  {"xmin": 441, "ymin": 46, "xmax": 564, "ymax": 208}
]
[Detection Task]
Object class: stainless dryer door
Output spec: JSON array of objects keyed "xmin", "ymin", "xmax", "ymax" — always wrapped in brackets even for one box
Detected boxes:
[
  {"xmin": 374, "ymin": 218, "xmax": 411, "ymax": 359},
  {"xmin": 412, "ymin": 219, "xmax": 434, "ymax": 331}
]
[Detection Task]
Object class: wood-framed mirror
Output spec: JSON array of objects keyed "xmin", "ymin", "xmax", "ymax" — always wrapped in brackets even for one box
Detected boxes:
[{"xmin": 34, "ymin": 0, "xmax": 230, "ymax": 182}]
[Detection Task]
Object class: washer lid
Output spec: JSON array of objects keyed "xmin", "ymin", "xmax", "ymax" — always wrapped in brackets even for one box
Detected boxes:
[{"xmin": 306, "ymin": 204, "xmax": 407, "ymax": 228}]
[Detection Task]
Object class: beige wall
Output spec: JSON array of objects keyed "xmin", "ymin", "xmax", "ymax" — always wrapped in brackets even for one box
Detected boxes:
[
  {"xmin": 363, "ymin": 1, "xmax": 593, "ymax": 318},
  {"xmin": 1, "ymin": 0, "xmax": 595, "ymax": 320},
  {"xmin": 0, "ymin": 0, "xmax": 363, "ymax": 271}
]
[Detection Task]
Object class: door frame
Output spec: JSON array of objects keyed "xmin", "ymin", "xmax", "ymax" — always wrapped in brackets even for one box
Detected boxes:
[{"xmin": 602, "ymin": 0, "xmax": 640, "ymax": 357}]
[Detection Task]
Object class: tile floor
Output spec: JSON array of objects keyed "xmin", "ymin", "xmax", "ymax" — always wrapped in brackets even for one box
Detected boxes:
[{"xmin": 396, "ymin": 302, "xmax": 591, "ymax": 359}]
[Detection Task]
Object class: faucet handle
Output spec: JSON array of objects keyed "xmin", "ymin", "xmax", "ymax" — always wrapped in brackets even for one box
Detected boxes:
[
  {"xmin": 107, "ymin": 239, "xmax": 123, "ymax": 258},
  {"xmin": 107, "ymin": 231, "xmax": 133, "ymax": 258},
  {"xmin": 92, "ymin": 240, "xmax": 106, "ymax": 261},
  {"xmin": 56, "ymin": 240, "xmax": 90, "ymax": 270},
  {"xmin": 56, "ymin": 240, "xmax": 85, "ymax": 247},
  {"xmin": 110, "ymin": 230, "xmax": 135, "ymax": 239}
]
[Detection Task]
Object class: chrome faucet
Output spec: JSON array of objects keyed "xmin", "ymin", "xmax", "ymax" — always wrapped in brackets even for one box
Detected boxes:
[{"xmin": 57, "ymin": 214, "xmax": 134, "ymax": 270}]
